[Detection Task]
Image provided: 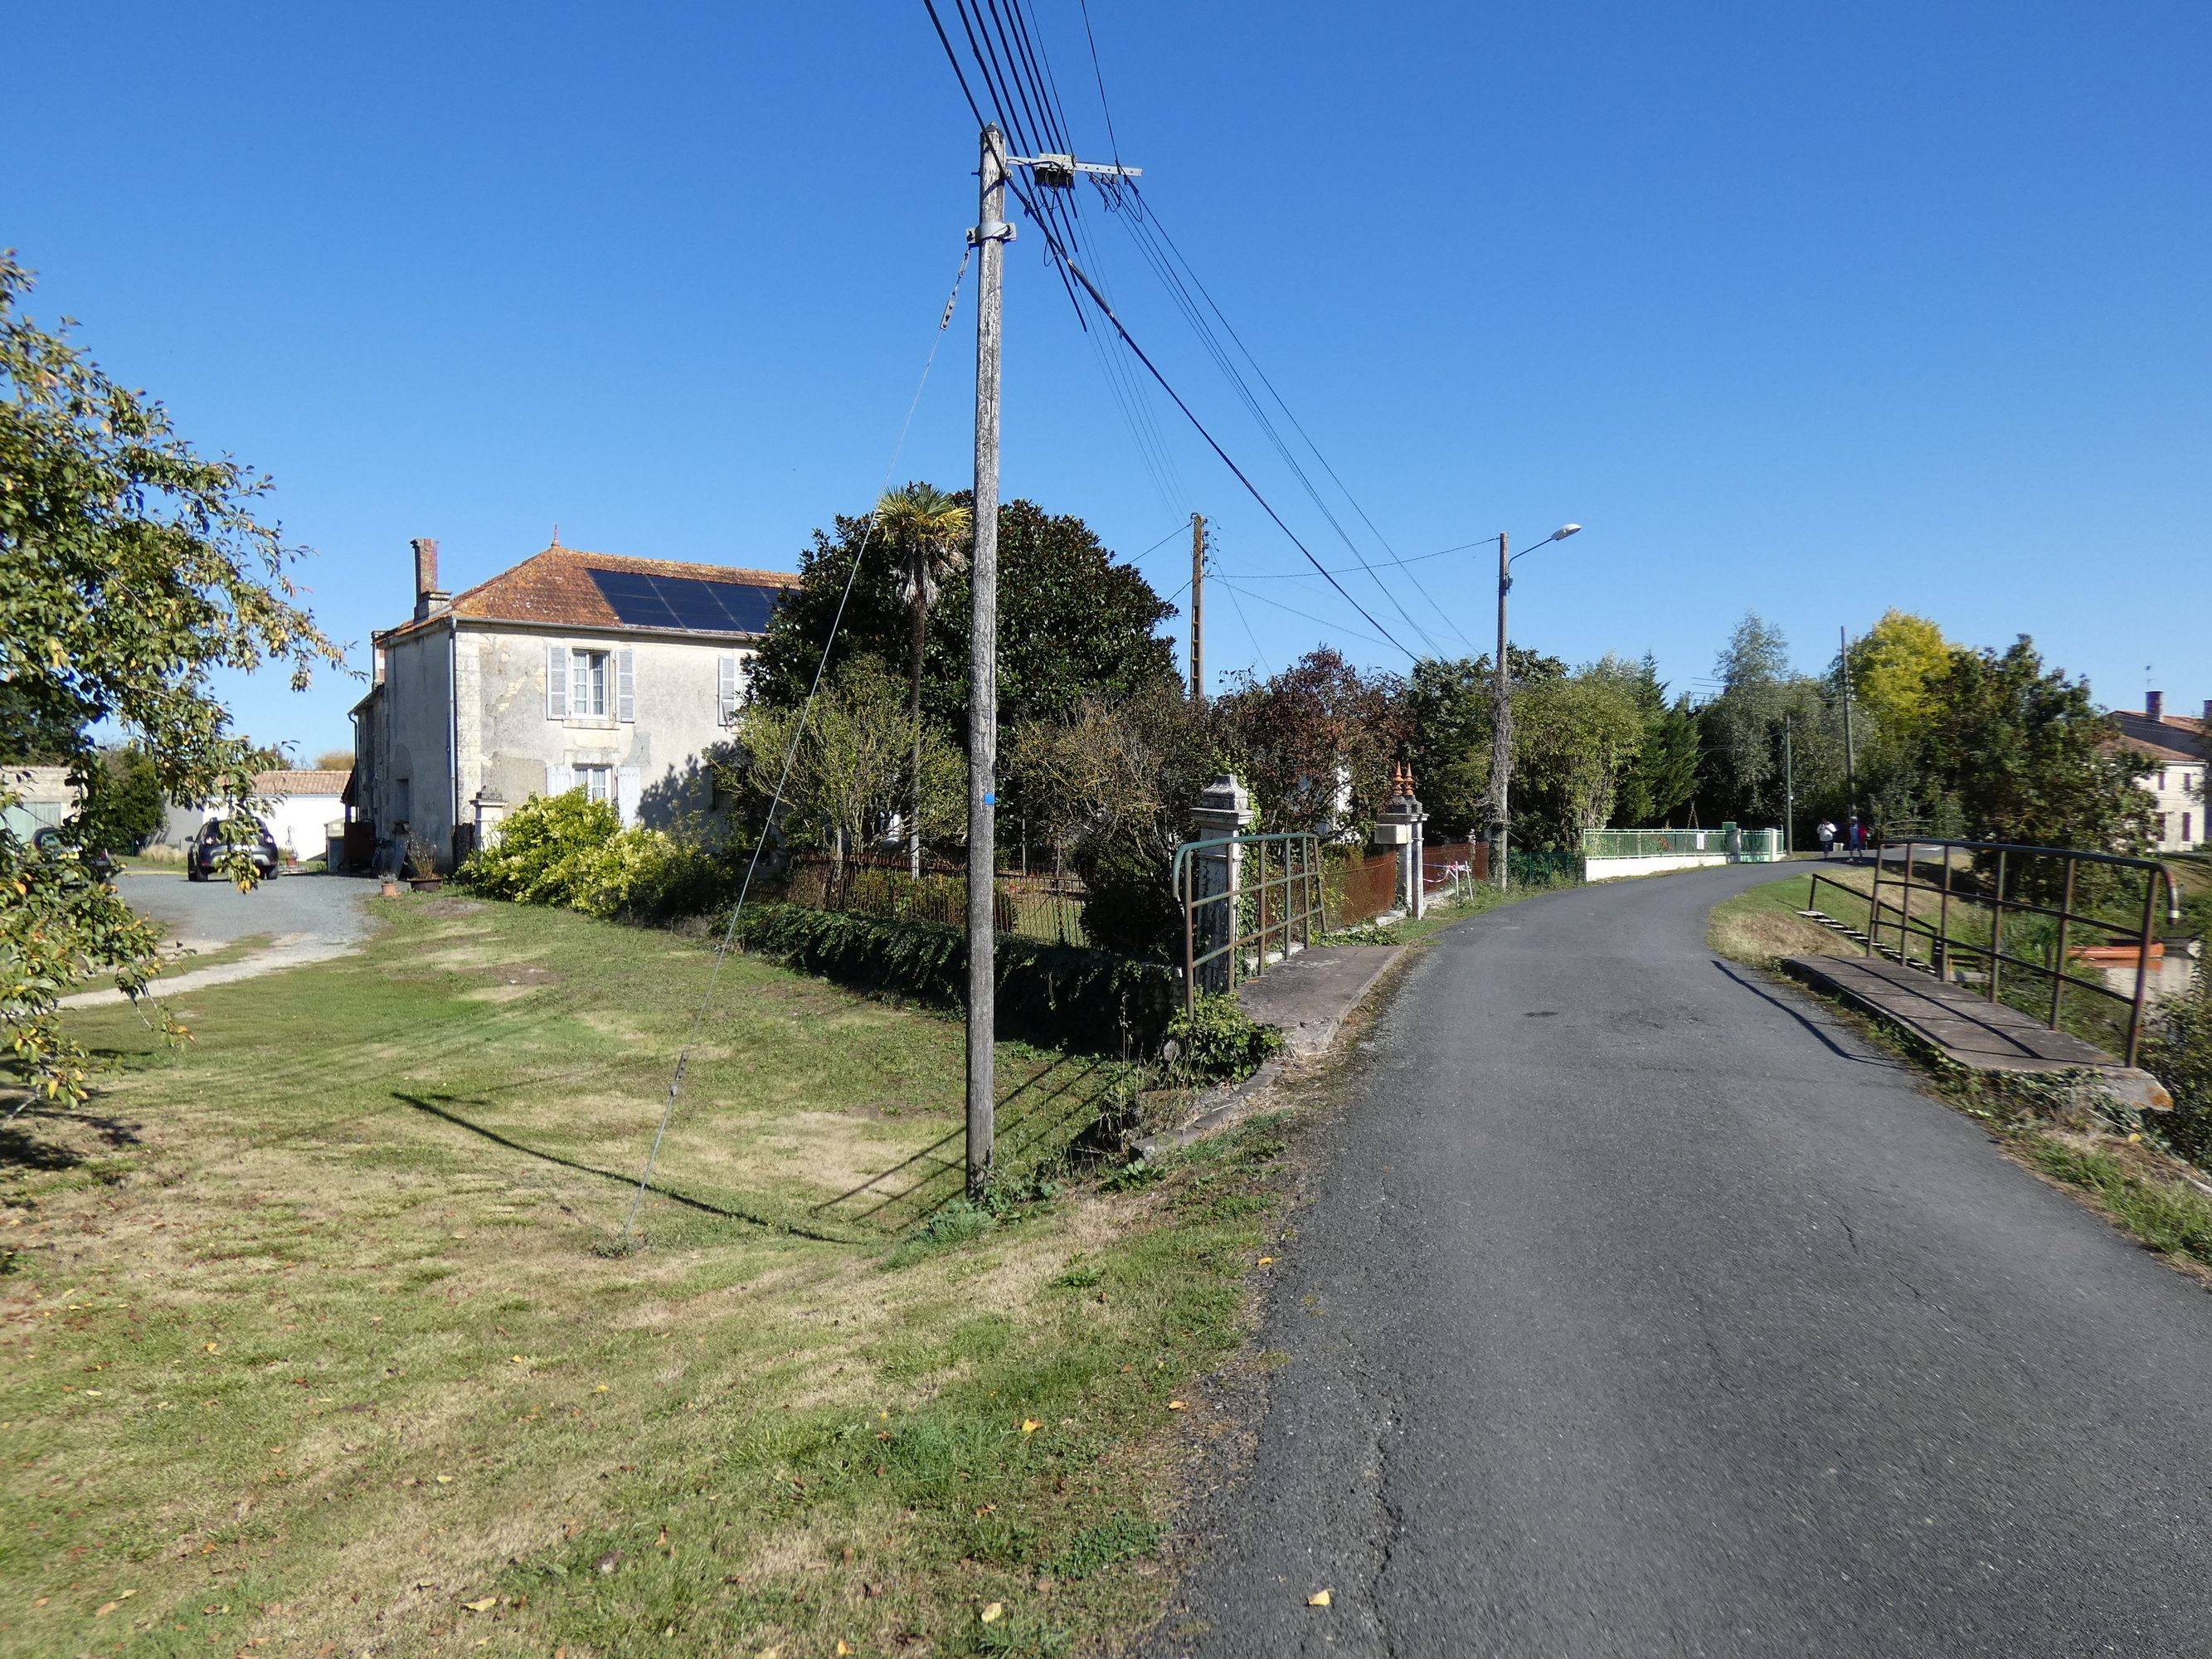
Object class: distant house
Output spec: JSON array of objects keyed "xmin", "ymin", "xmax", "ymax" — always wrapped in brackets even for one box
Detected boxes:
[
  {"xmin": 2109, "ymin": 692, "xmax": 2207, "ymax": 853},
  {"xmin": 349, "ymin": 538, "xmax": 798, "ymax": 869},
  {"xmin": 0, "ymin": 766, "xmax": 76, "ymax": 840},
  {"xmin": 152, "ymin": 768, "xmax": 353, "ymax": 864}
]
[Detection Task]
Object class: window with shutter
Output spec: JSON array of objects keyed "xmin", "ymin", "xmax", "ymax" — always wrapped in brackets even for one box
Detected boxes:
[
  {"xmin": 618, "ymin": 766, "xmax": 641, "ymax": 829},
  {"xmin": 718, "ymin": 654, "xmax": 740, "ymax": 726},
  {"xmin": 547, "ymin": 645, "xmax": 569, "ymax": 718},
  {"xmin": 617, "ymin": 649, "xmax": 636, "ymax": 722}
]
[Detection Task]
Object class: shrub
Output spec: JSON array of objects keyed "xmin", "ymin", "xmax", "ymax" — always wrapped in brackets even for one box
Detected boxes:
[
  {"xmin": 1164, "ymin": 991, "xmax": 1283, "ymax": 1082},
  {"xmin": 735, "ymin": 903, "xmax": 1175, "ymax": 1053},
  {"xmin": 2142, "ymin": 974, "xmax": 2212, "ymax": 1167},
  {"xmin": 455, "ymin": 790, "xmax": 738, "ymax": 922}
]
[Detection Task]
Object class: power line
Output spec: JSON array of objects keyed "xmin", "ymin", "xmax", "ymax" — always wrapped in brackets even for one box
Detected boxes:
[
  {"xmin": 619, "ymin": 243, "xmax": 974, "ymax": 1248},
  {"xmin": 1218, "ymin": 567, "xmax": 1271, "ymax": 680},
  {"xmin": 1129, "ymin": 522, "xmax": 1193, "ymax": 562},
  {"xmin": 1214, "ymin": 576, "xmax": 1399, "ymax": 655},
  {"xmin": 1077, "ymin": 0, "xmax": 1124, "ymax": 164},
  {"xmin": 921, "ymin": 0, "xmax": 1420, "ymax": 661}
]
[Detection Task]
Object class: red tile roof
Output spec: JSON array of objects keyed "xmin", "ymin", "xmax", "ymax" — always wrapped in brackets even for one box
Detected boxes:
[
  {"xmin": 2109, "ymin": 709, "xmax": 2208, "ymax": 765},
  {"xmin": 379, "ymin": 547, "xmax": 798, "ymax": 641},
  {"xmin": 253, "ymin": 769, "xmax": 352, "ymax": 797}
]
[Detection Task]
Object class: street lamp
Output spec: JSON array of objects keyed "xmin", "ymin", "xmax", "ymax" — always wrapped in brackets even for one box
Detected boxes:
[{"xmin": 1490, "ymin": 523, "xmax": 1582, "ymax": 890}]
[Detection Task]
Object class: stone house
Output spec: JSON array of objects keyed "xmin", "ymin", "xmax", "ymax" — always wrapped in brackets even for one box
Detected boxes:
[
  {"xmin": 350, "ymin": 538, "xmax": 798, "ymax": 869},
  {"xmin": 2109, "ymin": 691, "xmax": 2207, "ymax": 853}
]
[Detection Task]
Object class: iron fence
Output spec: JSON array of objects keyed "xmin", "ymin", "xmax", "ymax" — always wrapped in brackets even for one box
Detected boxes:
[
  {"xmin": 1582, "ymin": 826, "xmax": 1782, "ymax": 862},
  {"xmin": 780, "ymin": 852, "xmax": 1090, "ymax": 948},
  {"xmin": 1170, "ymin": 832, "xmax": 1325, "ymax": 1015},
  {"xmin": 1327, "ymin": 846, "xmax": 1402, "ymax": 928},
  {"xmin": 1809, "ymin": 837, "xmax": 2184, "ymax": 1067}
]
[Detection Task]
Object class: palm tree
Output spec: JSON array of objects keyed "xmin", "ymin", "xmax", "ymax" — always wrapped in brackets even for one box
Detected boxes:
[{"xmin": 874, "ymin": 484, "xmax": 972, "ymax": 876}]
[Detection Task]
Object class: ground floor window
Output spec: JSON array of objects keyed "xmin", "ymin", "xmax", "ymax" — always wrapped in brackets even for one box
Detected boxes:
[{"xmin": 576, "ymin": 764, "xmax": 615, "ymax": 806}]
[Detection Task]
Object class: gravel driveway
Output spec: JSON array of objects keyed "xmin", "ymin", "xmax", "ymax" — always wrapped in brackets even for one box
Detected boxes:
[{"xmin": 58, "ymin": 869, "xmax": 380, "ymax": 1007}]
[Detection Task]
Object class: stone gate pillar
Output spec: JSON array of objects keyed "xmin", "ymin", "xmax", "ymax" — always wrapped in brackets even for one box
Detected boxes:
[
  {"xmin": 1374, "ymin": 765, "xmax": 1429, "ymax": 918},
  {"xmin": 1188, "ymin": 775, "xmax": 1254, "ymax": 995}
]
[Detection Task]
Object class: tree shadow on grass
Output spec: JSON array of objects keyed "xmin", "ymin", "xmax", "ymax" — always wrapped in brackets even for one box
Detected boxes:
[
  {"xmin": 0, "ymin": 1104, "xmax": 145, "ymax": 1172},
  {"xmin": 391, "ymin": 1090, "xmax": 856, "ymax": 1244}
]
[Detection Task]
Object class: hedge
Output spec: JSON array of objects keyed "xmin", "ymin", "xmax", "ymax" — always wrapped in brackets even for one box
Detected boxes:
[{"xmin": 734, "ymin": 902, "xmax": 1175, "ymax": 1054}]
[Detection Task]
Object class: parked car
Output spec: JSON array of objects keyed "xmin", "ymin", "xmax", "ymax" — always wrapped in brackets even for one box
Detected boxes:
[
  {"xmin": 187, "ymin": 816, "xmax": 280, "ymax": 883},
  {"xmin": 30, "ymin": 825, "xmax": 123, "ymax": 883}
]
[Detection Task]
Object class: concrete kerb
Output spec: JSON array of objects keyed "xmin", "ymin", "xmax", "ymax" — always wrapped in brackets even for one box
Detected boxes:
[
  {"xmin": 1777, "ymin": 954, "xmax": 2174, "ymax": 1114},
  {"xmin": 1134, "ymin": 942, "xmax": 1405, "ymax": 1160}
]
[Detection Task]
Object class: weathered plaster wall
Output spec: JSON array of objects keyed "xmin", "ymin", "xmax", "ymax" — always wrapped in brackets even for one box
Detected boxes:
[
  {"xmin": 382, "ymin": 626, "xmax": 456, "ymax": 855},
  {"xmin": 464, "ymin": 625, "xmax": 753, "ymax": 830}
]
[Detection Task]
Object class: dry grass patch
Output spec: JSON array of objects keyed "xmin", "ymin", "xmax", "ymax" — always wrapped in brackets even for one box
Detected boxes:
[{"xmin": 4, "ymin": 894, "xmax": 1286, "ymax": 1657}]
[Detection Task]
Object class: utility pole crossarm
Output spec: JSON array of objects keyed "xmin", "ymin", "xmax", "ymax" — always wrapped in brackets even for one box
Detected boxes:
[{"xmin": 1009, "ymin": 153, "xmax": 1144, "ymax": 184}]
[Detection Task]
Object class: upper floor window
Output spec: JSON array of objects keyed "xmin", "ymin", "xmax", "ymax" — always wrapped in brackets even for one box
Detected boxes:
[
  {"xmin": 572, "ymin": 649, "xmax": 610, "ymax": 718},
  {"xmin": 547, "ymin": 644, "xmax": 635, "ymax": 722}
]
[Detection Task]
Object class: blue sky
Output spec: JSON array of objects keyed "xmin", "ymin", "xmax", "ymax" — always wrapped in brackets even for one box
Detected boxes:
[{"xmin": 13, "ymin": 1, "xmax": 2209, "ymax": 757}]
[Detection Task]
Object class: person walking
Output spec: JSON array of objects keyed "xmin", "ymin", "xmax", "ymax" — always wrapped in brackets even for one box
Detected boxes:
[
  {"xmin": 1847, "ymin": 816, "xmax": 1866, "ymax": 859},
  {"xmin": 1816, "ymin": 818, "xmax": 1837, "ymax": 859}
]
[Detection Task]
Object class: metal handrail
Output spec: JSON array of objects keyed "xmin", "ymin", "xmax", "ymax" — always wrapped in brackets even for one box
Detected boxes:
[
  {"xmin": 1170, "ymin": 831, "xmax": 1325, "ymax": 1015},
  {"xmin": 1830, "ymin": 838, "xmax": 2183, "ymax": 1066}
]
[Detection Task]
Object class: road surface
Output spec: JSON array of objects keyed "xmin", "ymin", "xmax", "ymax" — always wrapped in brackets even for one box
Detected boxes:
[{"xmin": 1150, "ymin": 863, "xmax": 2212, "ymax": 1657}]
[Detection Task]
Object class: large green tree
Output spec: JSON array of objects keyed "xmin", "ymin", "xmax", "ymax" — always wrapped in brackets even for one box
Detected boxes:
[
  {"xmin": 1610, "ymin": 654, "xmax": 1702, "ymax": 829},
  {"xmin": 1, "ymin": 255, "xmax": 342, "ymax": 1101},
  {"xmin": 1215, "ymin": 648, "xmax": 1411, "ymax": 836},
  {"xmin": 750, "ymin": 493, "xmax": 1179, "ymax": 738},
  {"xmin": 1403, "ymin": 648, "xmax": 1565, "ymax": 839},
  {"xmin": 873, "ymin": 483, "xmax": 970, "ymax": 873},
  {"xmin": 1913, "ymin": 637, "xmax": 2153, "ymax": 853}
]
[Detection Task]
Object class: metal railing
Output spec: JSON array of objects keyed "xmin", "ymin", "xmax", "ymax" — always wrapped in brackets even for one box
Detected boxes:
[
  {"xmin": 1583, "ymin": 826, "xmax": 1782, "ymax": 862},
  {"xmin": 1809, "ymin": 837, "xmax": 2183, "ymax": 1066},
  {"xmin": 1170, "ymin": 831, "xmax": 1325, "ymax": 1014}
]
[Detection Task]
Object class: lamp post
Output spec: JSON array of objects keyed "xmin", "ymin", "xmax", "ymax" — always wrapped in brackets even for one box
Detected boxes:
[{"xmin": 1490, "ymin": 523, "xmax": 1582, "ymax": 889}]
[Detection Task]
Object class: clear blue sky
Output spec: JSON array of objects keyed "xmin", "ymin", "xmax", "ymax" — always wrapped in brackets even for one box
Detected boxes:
[{"xmin": 14, "ymin": 1, "xmax": 2209, "ymax": 757}]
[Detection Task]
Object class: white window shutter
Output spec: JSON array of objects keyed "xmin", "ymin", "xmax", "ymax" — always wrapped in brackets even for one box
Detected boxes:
[
  {"xmin": 617, "ymin": 766, "xmax": 641, "ymax": 829},
  {"xmin": 544, "ymin": 762, "xmax": 572, "ymax": 797},
  {"xmin": 717, "ymin": 654, "xmax": 739, "ymax": 726},
  {"xmin": 617, "ymin": 649, "xmax": 637, "ymax": 722},
  {"xmin": 547, "ymin": 645, "xmax": 568, "ymax": 718}
]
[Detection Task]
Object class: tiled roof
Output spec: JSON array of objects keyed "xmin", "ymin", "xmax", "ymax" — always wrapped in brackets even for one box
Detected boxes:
[
  {"xmin": 381, "ymin": 547, "xmax": 799, "ymax": 641},
  {"xmin": 2109, "ymin": 709, "xmax": 2208, "ymax": 765},
  {"xmin": 254, "ymin": 770, "xmax": 352, "ymax": 797}
]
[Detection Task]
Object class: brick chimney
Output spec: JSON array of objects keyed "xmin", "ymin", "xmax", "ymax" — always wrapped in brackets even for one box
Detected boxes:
[
  {"xmin": 2146, "ymin": 689, "xmax": 2164, "ymax": 722},
  {"xmin": 411, "ymin": 538, "xmax": 450, "ymax": 621}
]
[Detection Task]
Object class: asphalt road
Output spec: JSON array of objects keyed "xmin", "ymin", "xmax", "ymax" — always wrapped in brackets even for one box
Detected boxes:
[{"xmin": 1149, "ymin": 864, "xmax": 2212, "ymax": 1658}]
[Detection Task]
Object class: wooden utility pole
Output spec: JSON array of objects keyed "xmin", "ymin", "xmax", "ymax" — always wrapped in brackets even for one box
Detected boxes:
[
  {"xmin": 958, "ymin": 129, "xmax": 1141, "ymax": 1199},
  {"xmin": 1490, "ymin": 531, "xmax": 1512, "ymax": 889},
  {"xmin": 965, "ymin": 124, "xmax": 1010, "ymax": 1199},
  {"xmin": 1189, "ymin": 513, "xmax": 1206, "ymax": 701}
]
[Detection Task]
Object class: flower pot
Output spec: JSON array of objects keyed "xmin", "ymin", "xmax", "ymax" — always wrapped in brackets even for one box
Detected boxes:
[
  {"xmin": 409, "ymin": 877, "xmax": 445, "ymax": 893},
  {"xmin": 379, "ymin": 879, "xmax": 402, "ymax": 898}
]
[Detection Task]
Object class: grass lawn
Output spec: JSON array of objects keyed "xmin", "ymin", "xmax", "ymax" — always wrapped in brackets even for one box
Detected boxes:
[
  {"xmin": 2, "ymin": 895, "xmax": 1293, "ymax": 1657},
  {"xmin": 1704, "ymin": 863, "xmax": 1869, "ymax": 965}
]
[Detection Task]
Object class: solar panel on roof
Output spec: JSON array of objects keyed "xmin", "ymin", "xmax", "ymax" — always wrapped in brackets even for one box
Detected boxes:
[
  {"xmin": 587, "ymin": 567, "xmax": 782, "ymax": 635},
  {"xmin": 589, "ymin": 569, "xmax": 683, "ymax": 628}
]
